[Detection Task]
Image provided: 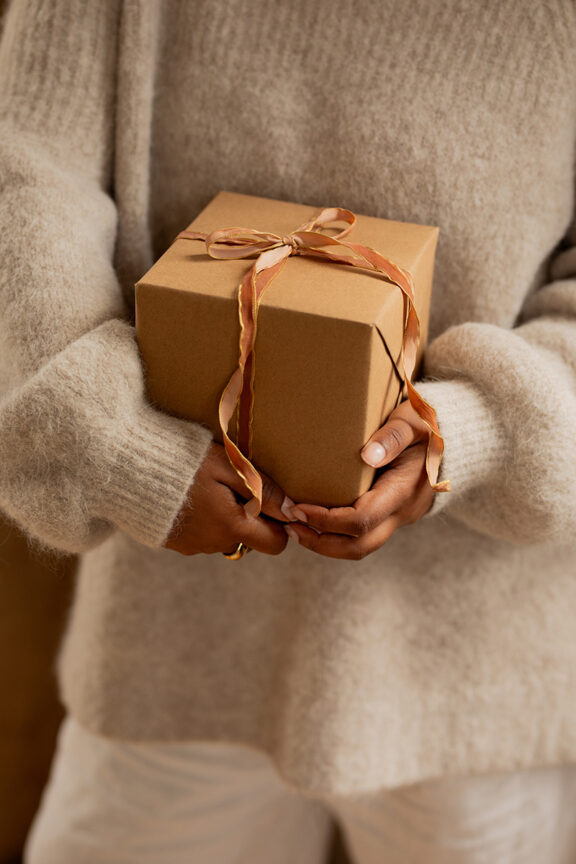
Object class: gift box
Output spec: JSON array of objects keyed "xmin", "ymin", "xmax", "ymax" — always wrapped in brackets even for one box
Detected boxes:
[{"xmin": 135, "ymin": 191, "xmax": 440, "ymax": 507}]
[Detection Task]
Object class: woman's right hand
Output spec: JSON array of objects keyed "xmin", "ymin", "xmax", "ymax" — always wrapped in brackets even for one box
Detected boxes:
[{"xmin": 163, "ymin": 442, "xmax": 294, "ymax": 556}]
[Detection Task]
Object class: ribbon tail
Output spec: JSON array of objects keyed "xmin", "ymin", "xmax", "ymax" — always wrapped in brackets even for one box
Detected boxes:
[
  {"xmin": 223, "ymin": 249, "xmax": 292, "ymax": 517},
  {"xmin": 219, "ymin": 367, "xmax": 263, "ymax": 514},
  {"xmin": 405, "ymin": 378, "xmax": 451, "ymax": 492},
  {"xmin": 236, "ymin": 266, "xmax": 257, "ymax": 457}
]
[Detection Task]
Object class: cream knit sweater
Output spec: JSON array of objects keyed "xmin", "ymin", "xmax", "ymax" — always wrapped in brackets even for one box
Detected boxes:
[{"xmin": 1, "ymin": 0, "xmax": 575, "ymax": 796}]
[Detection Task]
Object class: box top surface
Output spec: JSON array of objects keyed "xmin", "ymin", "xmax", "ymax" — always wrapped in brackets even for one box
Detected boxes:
[{"xmin": 136, "ymin": 191, "xmax": 439, "ymax": 326}]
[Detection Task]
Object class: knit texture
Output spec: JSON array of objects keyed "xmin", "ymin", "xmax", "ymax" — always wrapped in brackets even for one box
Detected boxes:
[{"xmin": 1, "ymin": 0, "xmax": 576, "ymax": 795}]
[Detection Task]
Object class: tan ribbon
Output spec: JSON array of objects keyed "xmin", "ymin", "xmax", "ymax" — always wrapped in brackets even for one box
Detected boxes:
[{"xmin": 177, "ymin": 206, "xmax": 451, "ymax": 517}]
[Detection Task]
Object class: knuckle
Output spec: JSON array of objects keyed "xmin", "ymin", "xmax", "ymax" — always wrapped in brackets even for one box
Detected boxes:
[
  {"xmin": 387, "ymin": 421, "xmax": 410, "ymax": 451},
  {"xmin": 353, "ymin": 514, "xmax": 373, "ymax": 536}
]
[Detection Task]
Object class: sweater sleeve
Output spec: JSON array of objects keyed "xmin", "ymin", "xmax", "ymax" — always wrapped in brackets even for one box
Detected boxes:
[
  {"xmin": 0, "ymin": 0, "xmax": 212, "ymax": 555},
  {"xmin": 417, "ymin": 168, "xmax": 576, "ymax": 544}
]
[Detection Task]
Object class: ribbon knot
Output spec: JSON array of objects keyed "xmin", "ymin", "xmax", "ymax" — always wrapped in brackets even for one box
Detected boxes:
[
  {"xmin": 281, "ymin": 234, "xmax": 299, "ymax": 251},
  {"xmin": 176, "ymin": 205, "xmax": 450, "ymax": 516}
]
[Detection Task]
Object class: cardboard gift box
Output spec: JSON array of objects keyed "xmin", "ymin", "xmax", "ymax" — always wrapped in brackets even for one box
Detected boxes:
[{"xmin": 135, "ymin": 191, "xmax": 439, "ymax": 507}]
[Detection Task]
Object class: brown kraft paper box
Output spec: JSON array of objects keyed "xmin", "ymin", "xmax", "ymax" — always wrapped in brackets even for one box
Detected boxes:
[{"xmin": 135, "ymin": 191, "xmax": 439, "ymax": 507}]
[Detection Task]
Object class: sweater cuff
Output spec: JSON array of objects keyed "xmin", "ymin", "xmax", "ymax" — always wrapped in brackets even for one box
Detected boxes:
[
  {"xmin": 416, "ymin": 378, "xmax": 508, "ymax": 518},
  {"xmin": 95, "ymin": 404, "xmax": 213, "ymax": 549}
]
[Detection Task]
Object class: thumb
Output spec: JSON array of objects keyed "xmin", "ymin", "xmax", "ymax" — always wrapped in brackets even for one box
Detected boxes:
[
  {"xmin": 244, "ymin": 469, "xmax": 296, "ymax": 523},
  {"xmin": 361, "ymin": 414, "xmax": 420, "ymax": 468}
]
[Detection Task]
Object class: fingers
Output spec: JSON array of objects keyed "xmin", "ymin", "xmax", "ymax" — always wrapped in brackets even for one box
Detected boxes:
[
  {"xmin": 237, "ymin": 511, "xmax": 289, "ymax": 555},
  {"xmin": 212, "ymin": 444, "xmax": 295, "ymax": 523},
  {"xmin": 285, "ymin": 445, "xmax": 435, "ymax": 559},
  {"xmin": 258, "ymin": 470, "xmax": 296, "ymax": 523},
  {"xmin": 209, "ymin": 470, "xmax": 289, "ymax": 555},
  {"xmin": 211, "ymin": 449, "xmax": 291, "ymax": 554},
  {"xmin": 286, "ymin": 514, "xmax": 400, "ymax": 560},
  {"xmin": 360, "ymin": 399, "xmax": 428, "ymax": 468},
  {"xmin": 292, "ymin": 444, "xmax": 428, "ymax": 536},
  {"xmin": 212, "ymin": 448, "xmax": 256, "ymax": 501}
]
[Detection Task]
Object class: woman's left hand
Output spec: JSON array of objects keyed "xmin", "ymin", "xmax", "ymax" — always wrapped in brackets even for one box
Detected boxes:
[{"xmin": 284, "ymin": 400, "xmax": 436, "ymax": 560}]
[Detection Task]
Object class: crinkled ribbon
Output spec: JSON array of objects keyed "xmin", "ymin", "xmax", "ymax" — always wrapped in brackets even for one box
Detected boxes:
[{"xmin": 177, "ymin": 206, "xmax": 451, "ymax": 517}]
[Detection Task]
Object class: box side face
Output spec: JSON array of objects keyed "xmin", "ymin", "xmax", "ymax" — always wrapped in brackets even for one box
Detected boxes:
[
  {"xmin": 371, "ymin": 226, "xmax": 439, "ymax": 379},
  {"xmin": 135, "ymin": 284, "xmax": 238, "ymax": 430},
  {"xmin": 250, "ymin": 307, "xmax": 378, "ymax": 506}
]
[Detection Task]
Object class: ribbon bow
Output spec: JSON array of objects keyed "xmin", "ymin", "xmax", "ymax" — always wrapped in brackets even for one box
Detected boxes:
[{"xmin": 177, "ymin": 206, "xmax": 450, "ymax": 516}]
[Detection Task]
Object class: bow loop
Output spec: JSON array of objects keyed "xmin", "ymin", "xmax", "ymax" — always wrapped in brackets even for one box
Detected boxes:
[
  {"xmin": 206, "ymin": 227, "xmax": 282, "ymax": 260},
  {"xmin": 295, "ymin": 206, "xmax": 356, "ymax": 239},
  {"xmin": 178, "ymin": 227, "xmax": 287, "ymax": 260},
  {"xmin": 255, "ymin": 243, "xmax": 293, "ymax": 272}
]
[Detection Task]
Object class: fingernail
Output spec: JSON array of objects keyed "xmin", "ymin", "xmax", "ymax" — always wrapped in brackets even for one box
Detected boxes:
[
  {"xmin": 291, "ymin": 507, "xmax": 308, "ymax": 523},
  {"xmin": 280, "ymin": 496, "xmax": 297, "ymax": 521},
  {"xmin": 361, "ymin": 442, "xmax": 386, "ymax": 467},
  {"xmin": 285, "ymin": 525, "xmax": 300, "ymax": 544}
]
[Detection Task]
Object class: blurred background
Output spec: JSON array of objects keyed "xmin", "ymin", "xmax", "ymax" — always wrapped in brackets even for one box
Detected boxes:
[{"xmin": 0, "ymin": 512, "xmax": 75, "ymax": 863}]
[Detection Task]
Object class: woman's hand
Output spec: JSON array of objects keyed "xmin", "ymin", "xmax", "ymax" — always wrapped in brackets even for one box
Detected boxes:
[
  {"xmin": 164, "ymin": 442, "xmax": 294, "ymax": 557},
  {"xmin": 284, "ymin": 400, "xmax": 436, "ymax": 560}
]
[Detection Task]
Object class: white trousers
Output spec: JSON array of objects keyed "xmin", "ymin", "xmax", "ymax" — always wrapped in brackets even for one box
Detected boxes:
[{"xmin": 24, "ymin": 715, "xmax": 576, "ymax": 864}]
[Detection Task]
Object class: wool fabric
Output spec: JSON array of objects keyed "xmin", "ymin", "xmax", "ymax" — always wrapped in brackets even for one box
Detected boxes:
[{"xmin": 0, "ymin": 0, "xmax": 575, "ymax": 796}]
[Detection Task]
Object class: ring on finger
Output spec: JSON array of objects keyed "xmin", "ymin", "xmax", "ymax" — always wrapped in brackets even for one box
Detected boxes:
[{"xmin": 222, "ymin": 541, "xmax": 251, "ymax": 561}]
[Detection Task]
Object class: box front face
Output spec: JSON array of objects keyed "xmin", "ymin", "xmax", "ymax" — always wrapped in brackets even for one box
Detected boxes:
[
  {"xmin": 135, "ymin": 285, "xmax": 239, "ymax": 430},
  {"xmin": 136, "ymin": 284, "xmax": 389, "ymax": 505},
  {"xmin": 251, "ymin": 308, "xmax": 377, "ymax": 506}
]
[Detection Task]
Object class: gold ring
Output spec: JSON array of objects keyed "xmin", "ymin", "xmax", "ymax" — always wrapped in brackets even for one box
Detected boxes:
[{"xmin": 222, "ymin": 541, "xmax": 250, "ymax": 561}]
